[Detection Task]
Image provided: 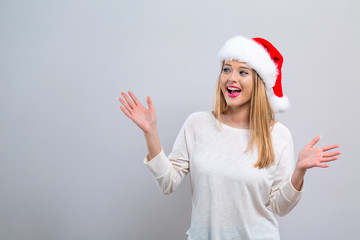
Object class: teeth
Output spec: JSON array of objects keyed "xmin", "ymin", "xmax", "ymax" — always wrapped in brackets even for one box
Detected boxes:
[{"xmin": 227, "ymin": 87, "xmax": 241, "ymax": 91}]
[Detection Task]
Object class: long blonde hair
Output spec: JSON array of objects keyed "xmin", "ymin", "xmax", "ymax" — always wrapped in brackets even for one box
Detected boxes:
[{"xmin": 212, "ymin": 63, "xmax": 275, "ymax": 169}]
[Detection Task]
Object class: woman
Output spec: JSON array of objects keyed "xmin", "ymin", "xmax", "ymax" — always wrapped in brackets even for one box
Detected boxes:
[{"xmin": 118, "ymin": 36, "xmax": 341, "ymax": 240}]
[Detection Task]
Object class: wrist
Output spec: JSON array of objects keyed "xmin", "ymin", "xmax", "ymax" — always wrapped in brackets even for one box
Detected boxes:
[
  {"xmin": 292, "ymin": 165, "xmax": 306, "ymax": 183},
  {"xmin": 294, "ymin": 165, "xmax": 307, "ymax": 175},
  {"xmin": 291, "ymin": 167, "xmax": 306, "ymax": 191},
  {"xmin": 295, "ymin": 158, "xmax": 308, "ymax": 174},
  {"xmin": 143, "ymin": 125, "xmax": 157, "ymax": 134}
]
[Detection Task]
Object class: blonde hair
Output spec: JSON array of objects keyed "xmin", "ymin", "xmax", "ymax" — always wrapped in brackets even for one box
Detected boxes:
[{"xmin": 212, "ymin": 62, "xmax": 275, "ymax": 169}]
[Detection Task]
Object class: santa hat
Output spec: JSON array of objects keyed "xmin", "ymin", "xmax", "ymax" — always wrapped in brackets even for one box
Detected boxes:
[{"xmin": 217, "ymin": 35, "xmax": 289, "ymax": 112}]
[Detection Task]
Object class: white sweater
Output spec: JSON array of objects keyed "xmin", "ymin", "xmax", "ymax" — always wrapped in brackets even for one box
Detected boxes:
[{"xmin": 144, "ymin": 111, "xmax": 303, "ymax": 240}]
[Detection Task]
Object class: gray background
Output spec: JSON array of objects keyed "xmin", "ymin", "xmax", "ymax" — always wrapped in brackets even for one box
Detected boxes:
[{"xmin": 1, "ymin": 0, "xmax": 359, "ymax": 239}]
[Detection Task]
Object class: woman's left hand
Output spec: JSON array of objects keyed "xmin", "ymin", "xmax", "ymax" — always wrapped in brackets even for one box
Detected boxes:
[
  {"xmin": 297, "ymin": 135, "xmax": 341, "ymax": 170},
  {"xmin": 291, "ymin": 135, "xmax": 341, "ymax": 191}
]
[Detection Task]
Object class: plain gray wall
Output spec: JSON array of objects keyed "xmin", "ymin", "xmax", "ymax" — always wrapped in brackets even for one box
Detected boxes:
[{"xmin": 1, "ymin": 0, "xmax": 359, "ymax": 239}]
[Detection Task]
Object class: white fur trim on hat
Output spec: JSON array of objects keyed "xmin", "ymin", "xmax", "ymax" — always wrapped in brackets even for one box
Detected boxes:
[
  {"xmin": 217, "ymin": 36, "xmax": 278, "ymax": 88},
  {"xmin": 270, "ymin": 94, "xmax": 290, "ymax": 112}
]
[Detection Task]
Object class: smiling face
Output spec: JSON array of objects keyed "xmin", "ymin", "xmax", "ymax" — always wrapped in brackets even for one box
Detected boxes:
[{"xmin": 220, "ymin": 60, "xmax": 254, "ymax": 112}]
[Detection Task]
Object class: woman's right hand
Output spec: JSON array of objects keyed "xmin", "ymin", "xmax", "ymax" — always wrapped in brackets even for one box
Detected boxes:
[{"xmin": 118, "ymin": 90, "xmax": 157, "ymax": 133}]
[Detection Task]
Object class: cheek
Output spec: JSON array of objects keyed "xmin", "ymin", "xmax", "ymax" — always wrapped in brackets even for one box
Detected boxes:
[
  {"xmin": 243, "ymin": 78, "xmax": 254, "ymax": 90},
  {"xmin": 220, "ymin": 79, "xmax": 227, "ymax": 89},
  {"xmin": 220, "ymin": 76, "xmax": 226, "ymax": 84}
]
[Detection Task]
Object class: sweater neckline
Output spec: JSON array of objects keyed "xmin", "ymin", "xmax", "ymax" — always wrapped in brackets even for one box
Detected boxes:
[
  {"xmin": 209, "ymin": 111, "xmax": 250, "ymax": 133},
  {"xmin": 209, "ymin": 111, "xmax": 279, "ymax": 133}
]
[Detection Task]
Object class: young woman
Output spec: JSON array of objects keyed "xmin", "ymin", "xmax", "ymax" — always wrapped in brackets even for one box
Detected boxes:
[{"xmin": 118, "ymin": 36, "xmax": 341, "ymax": 240}]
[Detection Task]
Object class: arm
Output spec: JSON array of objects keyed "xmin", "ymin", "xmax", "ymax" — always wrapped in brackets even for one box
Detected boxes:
[
  {"xmin": 144, "ymin": 126, "xmax": 162, "ymax": 161},
  {"xmin": 269, "ymin": 129, "xmax": 303, "ymax": 217},
  {"xmin": 118, "ymin": 90, "xmax": 191, "ymax": 195},
  {"xmin": 291, "ymin": 135, "xmax": 341, "ymax": 191},
  {"xmin": 143, "ymin": 116, "xmax": 192, "ymax": 195},
  {"xmin": 119, "ymin": 90, "xmax": 162, "ymax": 160},
  {"xmin": 269, "ymin": 133, "xmax": 342, "ymax": 217}
]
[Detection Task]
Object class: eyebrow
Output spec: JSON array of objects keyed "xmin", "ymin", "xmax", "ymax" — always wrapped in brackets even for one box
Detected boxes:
[
  {"xmin": 223, "ymin": 64, "xmax": 251, "ymax": 71},
  {"xmin": 224, "ymin": 63, "xmax": 251, "ymax": 71}
]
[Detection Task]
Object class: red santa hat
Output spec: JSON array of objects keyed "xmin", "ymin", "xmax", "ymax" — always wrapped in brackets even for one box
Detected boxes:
[{"xmin": 217, "ymin": 35, "xmax": 289, "ymax": 112}]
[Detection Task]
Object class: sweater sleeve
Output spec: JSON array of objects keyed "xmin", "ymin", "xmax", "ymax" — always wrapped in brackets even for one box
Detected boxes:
[
  {"xmin": 143, "ymin": 114, "xmax": 193, "ymax": 195},
  {"xmin": 268, "ymin": 126, "xmax": 304, "ymax": 216}
]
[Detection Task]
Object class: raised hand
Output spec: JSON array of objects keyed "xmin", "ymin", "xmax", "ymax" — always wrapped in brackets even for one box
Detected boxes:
[
  {"xmin": 118, "ymin": 90, "xmax": 157, "ymax": 133},
  {"xmin": 297, "ymin": 135, "xmax": 341, "ymax": 170}
]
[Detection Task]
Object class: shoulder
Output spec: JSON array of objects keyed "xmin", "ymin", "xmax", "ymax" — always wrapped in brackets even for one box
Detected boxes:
[
  {"xmin": 182, "ymin": 111, "xmax": 210, "ymax": 129},
  {"xmin": 272, "ymin": 121, "xmax": 293, "ymax": 141},
  {"xmin": 271, "ymin": 122, "xmax": 295, "ymax": 158},
  {"xmin": 185, "ymin": 110, "xmax": 210, "ymax": 122}
]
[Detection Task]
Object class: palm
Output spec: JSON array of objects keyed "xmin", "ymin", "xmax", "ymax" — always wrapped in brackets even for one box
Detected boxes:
[
  {"xmin": 118, "ymin": 91, "xmax": 157, "ymax": 133},
  {"xmin": 297, "ymin": 135, "xmax": 341, "ymax": 170}
]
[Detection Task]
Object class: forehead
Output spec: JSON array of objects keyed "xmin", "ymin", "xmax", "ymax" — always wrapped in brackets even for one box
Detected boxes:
[{"xmin": 223, "ymin": 60, "xmax": 251, "ymax": 69}]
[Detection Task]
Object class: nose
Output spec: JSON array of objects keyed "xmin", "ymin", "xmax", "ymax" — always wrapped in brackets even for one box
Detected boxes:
[{"xmin": 228, "ymin": 70, "xmax": 239, "ymax": 82}]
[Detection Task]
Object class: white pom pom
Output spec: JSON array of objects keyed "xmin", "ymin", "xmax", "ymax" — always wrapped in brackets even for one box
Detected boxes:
[{"xmin": 271, "ymin": 95, "xmax": 290, "ymax": 112}]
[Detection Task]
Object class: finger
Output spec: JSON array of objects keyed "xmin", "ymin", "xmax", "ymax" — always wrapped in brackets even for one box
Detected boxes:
[
  {"xmin": 323, "ymin": 151, "xmax": 342, "ymax": 157},
  {"xmin": 119, "ymin": 97, "xmax": 133, "ymax": 114},
  {"xmin": 321, "ymin": 156, "xmax": 339, "ymax": 162},
  {"xmin": 316, "ymin": 163, "xmax": 330, "ymax": 168},
  {"xmin": 120, "ymin": 91, "xmax": 136, "ymax": 109},
  {"xmin": 147, "ymin": 95, "xmax": 154, "ymax": 111},
  {"xmin": 127, "ymin": 90, "xmax": 141, "ymax": 106},
  {"xmin": 309, "ymin": 135, "xmax": 321, "ymax": 148},
  {"xmin": 321, "ymin": 144, "xmax": 340, "ymax": 152},
  {"xmin": 120, "ymin": 105, "xmax": 133, "ymax": 119}
]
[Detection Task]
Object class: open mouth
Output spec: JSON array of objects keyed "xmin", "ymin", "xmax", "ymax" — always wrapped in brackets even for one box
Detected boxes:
[
  {"xmin": 227, "ymin": 87, "xmax": 242, "ymax": 94},
  {"xmin": 226, "ymin": 86, "xmax": 242, "ymax": 97}
]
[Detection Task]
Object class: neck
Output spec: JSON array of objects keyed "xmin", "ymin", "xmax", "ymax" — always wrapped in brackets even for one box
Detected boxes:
[{"xmin": 223, "ymin": 104, "xmax": 251, "ymax": 128}]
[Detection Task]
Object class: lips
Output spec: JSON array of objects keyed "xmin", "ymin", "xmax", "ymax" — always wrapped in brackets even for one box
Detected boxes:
[{"xmin": 226, "ymin": 85, "xmax": 242, "ymax": 98}]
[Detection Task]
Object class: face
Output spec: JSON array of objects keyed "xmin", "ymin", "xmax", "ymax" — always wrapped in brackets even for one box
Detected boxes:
[{"xmin": 220, "ymin": 60, "xmax": 254, "ymax": 111}]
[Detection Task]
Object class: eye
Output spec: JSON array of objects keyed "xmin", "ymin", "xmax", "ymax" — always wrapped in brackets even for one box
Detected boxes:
[
  {"xmin": 223, "ymin": 67, "xmax": 230, "ymax": 73},
  {"xmin": 239, "ymin": 70, "xmax": 248, "ymax": 75}
]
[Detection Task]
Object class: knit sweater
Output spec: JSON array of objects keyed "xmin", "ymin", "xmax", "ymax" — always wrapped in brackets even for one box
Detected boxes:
[{"xmin": 143, "ymin": 111, "xmax": 303, "ymax": 240}]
